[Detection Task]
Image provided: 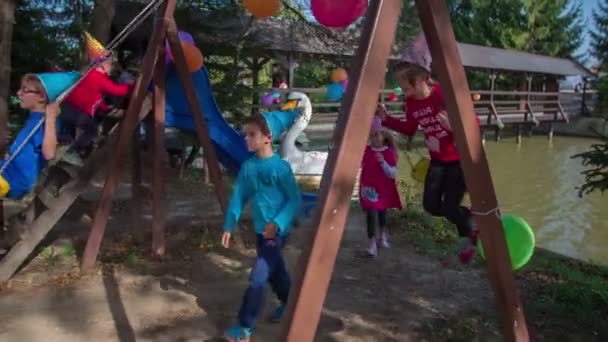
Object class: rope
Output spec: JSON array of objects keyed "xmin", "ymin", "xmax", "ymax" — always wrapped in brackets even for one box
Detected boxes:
[
  {"xmin": 471, "ymin": 206, "xmax": 501, "ymax": 219},
  {"xmin": 0, "ymin": 0, "xmax": 165, "ymax": 175}
]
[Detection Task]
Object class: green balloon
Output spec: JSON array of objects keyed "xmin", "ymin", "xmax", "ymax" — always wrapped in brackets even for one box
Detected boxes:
[
  {"xmin": 394, "ymin": 87, "xmax": 402, "ymax": 96},
  {"xmin": 477, "ymin": 214, "xmax": 535, "ymax": 270},
  {"xmin": 10, "ymin": 96, "xmax": 20, "ymax": 105}
]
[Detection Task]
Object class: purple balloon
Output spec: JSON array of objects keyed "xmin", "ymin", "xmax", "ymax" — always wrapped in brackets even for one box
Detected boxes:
[
  {"xmin": 165, "ymin": 31, "xmax": 196, "ymax": 65},
  {"xmin": 341, "ymin": 79, "xmax": 349, "ymax": 92},
  {"xmin": 178, "ymin": 31, "xmax": 194, "ymax": 45},
  {"xmin": 261, "ymin": 93, "xmax": 275, "ymax": 106}
]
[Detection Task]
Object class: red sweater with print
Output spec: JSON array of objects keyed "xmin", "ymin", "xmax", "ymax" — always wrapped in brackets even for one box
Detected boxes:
[
  {"xmin": 64, "ymin": 69, "xmax": 132, "ymax": 117},
  {"xmin": 382, "ymin": 83, "xmax": 477, "ymax": 163}
]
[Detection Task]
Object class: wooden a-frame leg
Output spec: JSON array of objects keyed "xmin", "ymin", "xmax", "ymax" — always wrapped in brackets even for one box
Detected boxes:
[
  {"xmin": 131, "ymin": 124, "xmax": 144, "ymax": 243},
  {"xmin": 81, "ymin": 0, "xmax": 178, "ymax": 271},
  {"xmin": 166, "ymin": 23, "xmax": 246, "ymax": 250},
  {"xmin": 164, "ymin": 22, "xmax": 228, "ymax": 212},
  {"xmin": 151, "ymin": 46, "xmax": 167, "ymax": 257},
  {"xmin": 278, "ymin": 1, "xmax": 402, "ymax": 340},
  {"xmin": 415, "ymin": 1, "xmax": 529, "ymax": 341}
]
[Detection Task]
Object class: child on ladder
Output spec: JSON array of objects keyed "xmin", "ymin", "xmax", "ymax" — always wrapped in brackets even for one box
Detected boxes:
[
  {"xmin": 376, "ymin": 33, "xmax": 479, "ymax": 264},
  {"xmin": 0, "ymin": 73, "xmax": 63, "ymax": 199},
  {"xmin": 61, "ymin": 33, "xmax": 133, "ymax": 166},
  {"xmin": 359, "ymin": 116, "xmax": 402, "ymax": 257},
  {"xmin": 220, "ymin": 112, "xmax": 301, "ymax": 342}
]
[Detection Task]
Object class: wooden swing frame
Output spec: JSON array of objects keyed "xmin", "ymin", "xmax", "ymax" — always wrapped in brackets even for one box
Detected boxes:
[{"xmin": 5, "ymin": 0, "xmax": 532, "ymax": 340}]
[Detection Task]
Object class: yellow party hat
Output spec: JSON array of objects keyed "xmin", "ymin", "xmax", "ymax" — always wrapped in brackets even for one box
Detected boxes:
[{"xmin": 84, "ymin": 31, "xmax": 110, "ymax": 62}]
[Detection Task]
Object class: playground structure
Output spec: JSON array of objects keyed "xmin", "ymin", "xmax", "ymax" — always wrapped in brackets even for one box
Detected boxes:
[
  {"xmin": 0, "ymin": 0, "xmax": 321, "ymax": 281},
  {"xmin": 0, "ymin": 0, "xmax": 537, "ymax": 341}
]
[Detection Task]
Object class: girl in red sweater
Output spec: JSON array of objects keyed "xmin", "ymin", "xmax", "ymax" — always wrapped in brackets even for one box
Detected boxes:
[
  {"xmin": 377, "ymin": 33, "xmax": 478, "ymax": 264},
  {"xmin": 359, "ymin": 116, "xmax": 402, "ymax": 257},
  {"xmin": 61, "ymin": 53, "xmax": 132, "ymax": 164}
]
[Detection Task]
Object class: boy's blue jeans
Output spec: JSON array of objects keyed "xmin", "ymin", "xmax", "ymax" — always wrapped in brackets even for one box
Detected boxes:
[{"xmin": 237, "ymin": 234, "xmax": 291, "ymax": 329}]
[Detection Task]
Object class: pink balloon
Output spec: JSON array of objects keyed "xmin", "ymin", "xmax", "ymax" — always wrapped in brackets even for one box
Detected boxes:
[{"xmin": 311, "ymin": 0, "xmax": 368, "ymax": 29}]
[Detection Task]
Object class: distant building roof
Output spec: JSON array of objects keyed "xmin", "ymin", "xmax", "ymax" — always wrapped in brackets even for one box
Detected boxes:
[
  {"xmin": 112, "ymin": 3, "xmax": 592, "ymax": 77},
  {"xmin": 456, "ymin": 43, "xmax": 592, "ymax": 77}
]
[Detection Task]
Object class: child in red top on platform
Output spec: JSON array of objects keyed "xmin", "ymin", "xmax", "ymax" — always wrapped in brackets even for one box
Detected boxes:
[
  {"xmin": 359, "ymin": 116, "xmax": 402, "ymax": 257},
  {"xmin": 377, "ymin": 32, "xmax": 479, "ymax": 264},
  {"xmin": 60, "ymin": 35, "xmax": 133, "ymax": 165}
]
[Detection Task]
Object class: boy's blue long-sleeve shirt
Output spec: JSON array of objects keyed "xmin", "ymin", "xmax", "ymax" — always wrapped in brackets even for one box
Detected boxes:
[
  {"xmin": 0, "ymin": 112, "xmax": 47, "ymax": 199},
  {"xmin": 223, "ymin": 154, "xmax": 302, "ymax": 236}
]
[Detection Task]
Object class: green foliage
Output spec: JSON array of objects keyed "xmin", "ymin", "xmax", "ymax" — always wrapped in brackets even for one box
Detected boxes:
[
  {"xmin": 9, "ymin": 1, "xmax": 89, "ymax": 128},
  {"xmin": 447, "ymin": 0, "xmax": 584, "ymax": 89},
  {"xmin": 590, "ymin": 0, "xmax": 608, "ymax": 64},
  {"xmin": 449, "ymin": 0, "xmax": 583, "ymax": 57},
  {"xmin": 11, "ymin": 1, "xmax": 91, "ymax": 80},
  {"xmin": 572, "ymin": 132, "xmax": 608, "ymax": 196},
  {"xmin": 572, "ymin": 0, "xmax": 608, "ymax": 197},
  {"xmin": 596, "ymin": 75, "xmax": 608, "ymax": 116}
]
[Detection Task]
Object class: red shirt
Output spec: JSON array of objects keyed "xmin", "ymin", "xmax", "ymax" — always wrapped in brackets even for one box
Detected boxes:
[
  {"xmin": 382, "ymin": 83, "xmax": 474, "ymax": 163},
  {"xmin": 64, "ymin": 69, "xmax": 132, "ymax": 116}
]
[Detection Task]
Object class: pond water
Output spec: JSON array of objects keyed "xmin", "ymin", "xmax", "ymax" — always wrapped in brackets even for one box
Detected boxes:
[{"xmin": 305, "ymin": 135, "xmax": 607, "ymax": 265}]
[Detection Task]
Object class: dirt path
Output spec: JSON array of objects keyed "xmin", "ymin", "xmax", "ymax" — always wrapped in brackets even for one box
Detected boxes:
[{"xmin": 0, "ymin": 171, "xmax": 501, "ymax": 341}]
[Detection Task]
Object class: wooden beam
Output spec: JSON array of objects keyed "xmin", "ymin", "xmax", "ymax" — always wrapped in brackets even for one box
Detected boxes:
[
  {"xmin": 524, "ymin": 75, "xmax": 539, "ymax": 126},
  {"xmin": 278, "ymin": 1, "xmax": 401, "ymax": 340},
  {"xmin": 131, "ymin": 124, "xmax": 143, "ymax": 243},
  {"xmin": 415, "ymin": 1, "xmax": 529, "ymax": 341},
  {"xmin": 81, "ymin": 0, "xmax": 177, "ymax": 271},
  {"xmin": 287, "ymin": 52, "xmax": 295, "ymax": 88},
  {"xmin": 165, "ymin": 21, "xmax": 227, "ymax": 212},
  {"xmin": 151, "ymin": 46, "xmax": 167, "ymax": 257},
  {"xmin": 251, "ymin": 57, "xmax": 261, "ymax": 110}
]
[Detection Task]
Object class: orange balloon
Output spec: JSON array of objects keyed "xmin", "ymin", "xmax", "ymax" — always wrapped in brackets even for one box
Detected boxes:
[
  {"xmin": 472, "ymin": 93, "xmax": 481, "ymax": 101},
  {"xmin": 181, "ymin": 42, "xmax": 204, "ymax": 72},
  {"xmin": 331, "ymin": 68, "xmax": 348, "ymax": 82},
  {"xmin": 244, "ymin": 0, "xmax": 281, "ymax": 18}
]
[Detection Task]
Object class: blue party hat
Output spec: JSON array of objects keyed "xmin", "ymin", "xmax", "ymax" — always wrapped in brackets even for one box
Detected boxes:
[
  {"xmin": 35, "ymin": 71, "xmax": 80, "ymax": 102},
  {"xmin": 262, "ymin": 109, "xmax": 300, "ymax": 142}
]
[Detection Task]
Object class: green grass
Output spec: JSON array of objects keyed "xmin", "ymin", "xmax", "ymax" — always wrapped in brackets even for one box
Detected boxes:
[
  {"xmin": 388, "ymin": 179, "xmax": 461, "ymax": 258},
  {"xmin": 389, "ymin": 177, "xmax": 608, "ymax": 339},
  {"xmin": 521, "ymin": 251, "xmax": 608, "ymax": 337}
]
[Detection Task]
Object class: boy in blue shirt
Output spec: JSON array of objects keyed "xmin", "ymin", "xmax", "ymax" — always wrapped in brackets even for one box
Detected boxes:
[
  {"xmin": 0, "ymin": 74, "xmax": 61, "ymax": 199},
  {"xmin": 221, "ymin": 113, "xmax": 302, "ymax": 342}
]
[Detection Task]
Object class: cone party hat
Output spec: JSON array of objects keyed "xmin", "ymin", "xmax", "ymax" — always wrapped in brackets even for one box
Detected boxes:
[
  {"xmin": 85, "ymin": 31, "xmax": 111, "ymax": 62},
  {"xmin": 36, "ymin": 71, "xmax": 80, "ymax": 102}
]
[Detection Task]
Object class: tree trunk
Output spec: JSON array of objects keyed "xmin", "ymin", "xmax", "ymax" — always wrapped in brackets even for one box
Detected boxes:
[
  {"xmin": 0, "ymin": 0, "xmax": 15, "ymax": 153},
  {"xmin": 89, "ymin": 0, "xmax": 116, "ymax": 44}
]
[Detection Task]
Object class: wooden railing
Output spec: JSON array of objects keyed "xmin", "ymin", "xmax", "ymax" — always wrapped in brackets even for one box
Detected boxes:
[{"xmin": 253, "ymin": 87, "xmax": 576, "ymax": 135}]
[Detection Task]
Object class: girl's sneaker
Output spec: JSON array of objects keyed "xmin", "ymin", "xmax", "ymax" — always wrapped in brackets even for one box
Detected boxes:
[
  {"xmin": 458, "ymin": 237, "xmax": 476, "ymax": 264},
  {"xmin": 224, "ymin": 325, "xmax": 252, "ymax": 342},
  {"xmin": 378, "ymin": 231, "xmax": 390, "ymax": 248},
  {"xmin": 367, "ymin": 239, "xmax": 378, "ymax": 257}
]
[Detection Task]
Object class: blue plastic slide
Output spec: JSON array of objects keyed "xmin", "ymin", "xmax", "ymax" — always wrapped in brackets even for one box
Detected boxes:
[{"xmin": 164, "ymin": 66, "xmax": 317, "ymax": 217}]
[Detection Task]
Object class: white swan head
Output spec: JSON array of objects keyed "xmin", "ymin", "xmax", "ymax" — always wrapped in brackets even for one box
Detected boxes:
[{"xmin": 280, "ymin": 92, "xmax": 312, "ymax": 122}]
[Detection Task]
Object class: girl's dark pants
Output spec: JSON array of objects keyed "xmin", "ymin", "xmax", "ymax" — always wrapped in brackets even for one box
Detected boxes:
[
  {"xmin": 365, "ymin": 210, "xmax": 387, "ymax": 239},
  {"xmin": 59, "ymin": 103, "xmax": 98, "ymax": 152},
  {"xmin": 237, "ymin": 234, "xmax": 290, "ymax": 329},
  {"xmin": 423, "ymin": 159, "xmax": 473, "ymax": 237}
]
